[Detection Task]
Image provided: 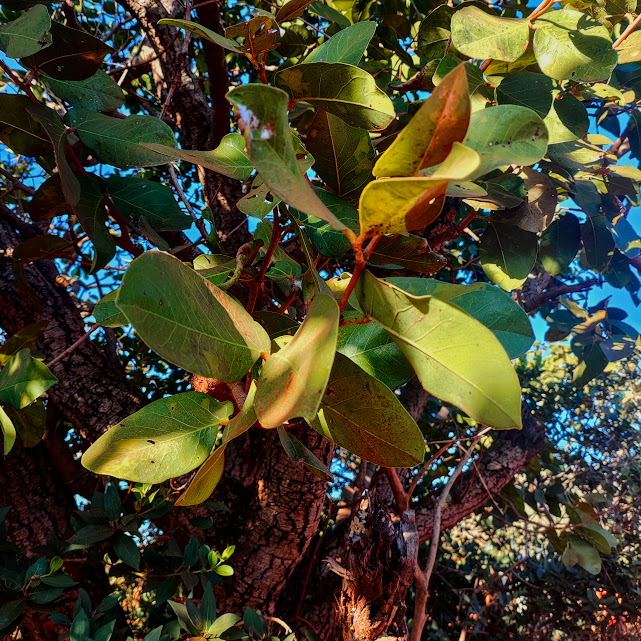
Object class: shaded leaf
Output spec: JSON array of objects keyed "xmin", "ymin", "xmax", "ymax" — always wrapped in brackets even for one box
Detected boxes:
[
  {"xmin": 113, "ymin": 533, "xmax": 140, "ymax": 570},
  {"xmin": 0, "ymin": 93, "xmax": 52, "ymax": 158},
  {"xmin": 540, "ymin": 213, "xmax": 581, "ymax": 276},
  {"xmin": 27, "ymin": 175, "xmax": 71, "ymax": 221},
  {"xmin": 0, "ymin": 320, "xmax": 49, "ymax": 366},
  {"xmin": 0, "ymin": 5, "xmax": 51, "ymax": 58},
  {"xmin": 277, "ymin": 0, "xmax": 315, "ymax": 22},
  {"xmin": 94, "ymin": 290, "xmax": 127, "ymax": 327},
  {"xmin": 42, "ymin": 70, "xmax": 125, "ymax": 112},
  {"xmin": 581, "ymin": 216, "xmax": 614, "ymax": 273},
  {"xmin": 277, "ymin": 425, "xmax": 333, "ymax": 480},
  {"xmin": 544, "ymin": 93, "xmax": 589, "ymax": 145},
  {"xmin": 368, "ymin": 234, "xmax": 446, "ymax": 273}
]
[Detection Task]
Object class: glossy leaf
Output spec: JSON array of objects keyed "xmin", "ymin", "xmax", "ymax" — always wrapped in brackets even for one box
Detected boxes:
[
  {"xmin": 336, "ymin": 319, "xmax": 414, "ymax": 389},
  {"xmin": 540, "ymin": 213, "xmax": 581, "ymax": 276},
  {"xmin": 463, "ymin": 105, "xmax": 549, "ymax": 180},
  {"xmin": 274, "ymin": 62, "xmax": 395, "ymax": 131},
  {"xmin": 228, "ymin": 84, "xmax": 346, "ymax": 230},
  {"xmin": 306, "ymin": 110, "xmax": 374, "ymax": 196},
  {"xmin": 451, "ymin": 7, "xmax": 530, "ymax": 62},
  {"xmin": 374, "ymin": 63, "xmax": 470, "ymax": 177},
  {"xmin": 144, "ymin": 133, "xmax": 253, "ymax": 181},
  {"xmin": 581, "ymin": 216, "xmax": 614, "ymax": 273},
  {"xmin": 0, "ymin": 349, "xmax": 57, "ymax": 410},
  {"xmin": 64, "ymin": 108, "xmax": 178, "ymax": 169},
  {"xmin": 533, "ymin": 8, "xmax": 617, "ymax": 82},
  {"xmin": 82, "ymin": 392, "xmax": 233, "ymax": 483},
  {"xmin": 368, "ymin": 234, "xmax": 446, "ymax": 273},
  {"xmin": 311, "ymin": 352, "xmax": 423, "ymax": 466},
  {"xmin": 0, "ymin": 5, "xmax": 52, "ymax": 58},
  {"xmin": 0, "ymin": 406, "xmax": 16, "ymax": 455},
  {"xmin": 480, "ymin": 222, "xmax": 538, "ymax": 291},
  {"xmin": 304, "ymin": 21, "xmax": 375, "ymax": 65},
  {"xmin": 21, "ymin": 21, "xmax": 112, "ymax": 81},
  {"xmin": 355, "ymin": 271, "xmax": 522, "ymax": 429},
  {"xmin": 359, "ymin": 177, "xmax": 447, "ymax": 236},
  {"xmin": 104, "ymin": 176, "xmax": 190, "ymax": 231},
  {"xmin": 115, "ymin": 252, "xmax": 271, "ymax": 381},
  {"xmin": 42, "ymin": 71, "xmax": 125, "ymax": 112},
  {"xmin": 255, "ymin": 293, "xmax": 339, "ymax": 428},
  {"xmin": 386, "ymin": 278, "xmax": 534, "ymax": 359}
]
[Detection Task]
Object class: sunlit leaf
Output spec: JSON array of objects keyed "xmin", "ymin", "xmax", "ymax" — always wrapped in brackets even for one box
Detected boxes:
[{"xmin": 0, "ymin": 349, "xmax": 57, "ymax": 410}]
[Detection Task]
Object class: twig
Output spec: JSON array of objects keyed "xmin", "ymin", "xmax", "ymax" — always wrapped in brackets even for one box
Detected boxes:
[
  {"xmin": 338, "ymin": 235, "xmax": 381, "ymax": 312},
  {"xmin": 47, "ymin": 324, "xmax": 101, "ymax": 368},
  {"xmin": 166, "ymin": 163, "xmax": 210, "ymax": 247},
  {"xmin": 614, "ymin": 13, "xmax": 641, "ymax": 48},
  {"xmin": 247, "ymin": 209, "xmax": 280, "ymax": 313},
  {"xmin": 0, "ymin": 60, "xmax": 38, "ymax": 103},
  {"xmin": 407, "ymin": 442, "xmax": 452, "ymax": 499},
  {"xmin": 385, "ymin": 468, "xmax": 409, "ymax": 512},
  {"xmin": 0, "ymin": 168, "xmax": 35, "ymax": 196}
]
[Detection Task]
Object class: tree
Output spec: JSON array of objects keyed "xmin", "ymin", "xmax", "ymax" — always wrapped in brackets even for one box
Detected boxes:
[{"xmin": 0, "ymin": 0, "xmax": 640, "ymax": 638}]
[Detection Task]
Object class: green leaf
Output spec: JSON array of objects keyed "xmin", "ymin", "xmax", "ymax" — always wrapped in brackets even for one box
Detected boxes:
[
  {"xmin": 144, "ymin": 133, "xmax": 253, "ymax": 181},
  {"xmin": 355, "ymin": 271, "xmax": 522, "ymax": 429},
  {"xmin": 227, "ymin": 84, "xmax": 346, "ymax": 230},
  {"xmin": 39, "ymin": 573, "xmax": 76, "ymax": 587},
  {"xmin": 358, "ymin": 177, "xmax": 447, "ymax": 236},
  {"xmin": 116, "ymin": 252, "xmax": 271, "ymax": 381},
  {"xmin": 94, "ymin": 290, "xmax": 127, "ymax": 327},
  {"xmin": 0, "ymin": 93, "xmax": 52, "ymax": 158},
  {"xmin": 568, "ymin": 536, "xmax": 602, "ymax": 574},
  {"xmin": 606, "ymin": 215, "xmax": 641, "ymax": 258},
  {"xmin": 113, "ymin": 533, "xmax": 141, "ymax": 570},
  {"xmin": 64, "ymin": 108, "xmax": 178, "ymax": 169},
  {"xmin": 303, "ymin": 20, "xmax": 375, "ymax": 65},
  {"xmin": 451, "ymin": 6, "xmax": 530, "ymax": 62},
  {"xmin": 540, "ymin": 213, "xmax": 581, "ymax": 276},
  {"xmin": 374, "ymin": 64, "xmax": 470, "ymax": 177},
  {"xmin": 463, "ymin": 106, "xmax": 549, "ymax": 180},
  {"xmin": 274, "ymin": 62, "xmax": 395, "ymax": 131},
  {"xmin": 573, "ymin": 340, "xmax": 609, "ymax": 387},
  {"xmin": 336, "ymin": 320, "xmax": 414, "ymax": 389},
  {"xmin": 104, "ymin": 482, "xmax": 122, "ymax": 521},
  {"xmin": 82, "ymin": 392, "xmax": 233, "ymax": 483},
  {"xmin": 255, "ymin": 293, "xmax": 339, "ymax": 428},
  {"xmin": 3, "ymin": 400, "xmax": 46, "ymax": 448},
  {"xmin": 0, "ymin": 349, "xmax": 57, "ymax": 410},
  {"xmin": 277, "ymin": 425, "xmax": 334, "ymax": 480},
  {"xmin": 26, "ymin": 102, "xmax": 80, "ymax": 207},
  {"xmin": 308, "ymin": 1, "xmax": 351, "ymax": 28},
  {"xmin": 306, "ymin": 110, "xmax": 374, "ymax": 196},
  {"xmin": 0, "ymin": 406, "xmax": 16, "ymax": 455},
  {"xmin": 581, "ymin": 216, "xmax": 614, "ymax": 273},
  {"xmin": 544, "ymin": 93, "xmax": 589, "ymax": 145},
  {"xmin": 494, "ymin": 72, "xmax": 555, "ymax": 119},
  {"xmin": 158, "ymin": 18, "xmax": 244, "ymax": 54},
  {"xmin": 0, "ymin": 5, "xmax": 52, "ymax": 58},
  {"xmin": 103, "ymin": 176, "xmax": 190, "ymax": 231},
  {"xmin": 615, "ymin": 30, "xmax": 641, "ymax": 64},
  {"xmin": 310, "ymin": 352, "xmax": 424, "ymax": 466},
  {"xmin": 290, "ymin": 188, "xmax": 359, "ymax": 258},
  {"xmin": 0, "ymin": 320, "xmax": 49, "ymax": 366},
  {"xmin": 42, "ymin": 70, "xmax": 125, "ymax": 112},
  {"xmin": 480, "ymin": 222, "xmax": 538, "ymax": 291},
  {"xmin": 547, "ymin": 139, "xmax": 606, "ymax": 171},
  {"xmin": 386, "ymin": 279, "xmax": 534, "ymax": 359},
  {"xmin": 68, "ymin": 524, "xmax": 114, "ymax": 550},
  {"xmin": 0, "ymin": 600, "xmax": 25, "ymax": 630},
  {"xmin": 21, "ymin": 21, "xmax": 112, "ymax": 81},
  {"xmin": 73, "ymin": 174, "xmax": 116, "ymax": 274},
  {"xmin": 208, "ymin": 613, "xmax": 241, "ymax": 636},
  {"xmin": 368, "ymin": 234, "xmax": 446, "ymax": 273},
  {"xmin": 533, "ymin": 8, "xmax": 617, "ymax": 83},
  {"xmin": 418, "ymin": 142, "xmax": 481, "ymax": 181}
]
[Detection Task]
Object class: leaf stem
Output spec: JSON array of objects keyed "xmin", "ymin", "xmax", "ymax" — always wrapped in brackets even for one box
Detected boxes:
[
  {"xmin": 47, "ymin": 323, "xmax": 101, "ymax": 368},
  {"xmin": 613, "ymin": 13, "xmax": 641, "ymax": 48},
  {"xmin": 528, "ymin": 0, "xmax": 554, "ymax": 22},
  {"xmin": 247, "ymin": 209, "xmax": 280, "ymax": 312},
  {"xmin": 0, "ymin": 60, "xmax": 38, "ymax": 103},
  {"xmin": 338, "ymin": 235, "xmax": 380, "ymax": 313}
]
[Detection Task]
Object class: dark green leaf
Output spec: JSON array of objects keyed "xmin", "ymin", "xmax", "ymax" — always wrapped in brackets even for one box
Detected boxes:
[
  {"xmin": 43, "ymin": 70, "xmax": 125, "ymax": 112},
  {"xmin": 113, "ymin": 532, "xmax": 141, "ymax": 570},
  {"xmin": 304, "ymin": 20, "xmax": 375, "ymax": 65},
  {"xmin": 68, "ymin": 524, "xmax": 114, "ymax": 550},
  {"xmin": 94, "ymin": 290, "xmax": 127, "ymax": 327},
  {"xmin": 540, "ymin": 213, "xmax": 581, "ymax": 275},
  {"xmin": 277, "ymin": 425, "xmax": 334, "ymax": 480},
  {"xmin": 581, "ymin": 216, "xmax": 614, "ymax": 273},
  {"xmin": 0, "ymin": 320, "xmax": 49, "ymax": 366},
  {"xmin": 0, "ymin": 93, "xmax": 52, "ymax": 158}
]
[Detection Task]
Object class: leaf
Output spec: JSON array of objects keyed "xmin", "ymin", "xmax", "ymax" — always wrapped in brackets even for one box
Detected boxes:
[
  {"xmin": 573, "ymin": 340, "xmax": 609, "ymax": 387},
  {"xmin": 606, "ymin": 215, "xmax": 641, "ymax": 258},
  {"xmin": 81, "ymin": 392, "xmax": 233, "ymax": 483},
  {"xmin": 158, "ymin": 18, "xmax": 244, "ymax": 54},
  {"xmin": 143, "ymin": 133, "xmax": 253, "ymax": 181},
  {"xmin": 0, "ymin": 320, "xmax": 49, "ymax": 366},
  {"xmin": 207, "ymin": 613, "xmax": 241, "ymax": 637},
  {"xmin": 104, "ymin": 482, "xmax": 122, "ymax": 521},
  {"xmin": 115, "ymin": 251, "xmax": 271, "ymax": 381},
  {"xmin": 374, "ymin": 63, "xmax": 470, "ymax": 177},
  {"xmin": 463, "ymin": 105, "xmax": 549, "ymax": 180},
  {"xmin": 26, "ymin": 102, "xmax": 80, "ymax": 207},
  {"xmin": 73, "ymin": 174, "xmax": 116, "ymax": 274},
  {"xmin": 495, "ymin": 168, "xmax": 557, "ymax": 233},
  {"xmin": 581, "ymin": 216, "xmax": 614, "ymax": 273},
  {"xmin": 225, "ymin": 16, "xmax": 280, "ymax": 55},
  {"xmin": 308, "ymin": 1, "xmax": 351, "ymax": 27},
  {"xmin": 358, "ymin": 177, "xmax": 447, "ymax": 236},
  {"xmin": 568, "ymin": 536, "xmax": 602, "ymax": 574},
  {"xmin": 113, "ymin": 533, "xmax": 141, "ymax": 570},
  {"xmin": 303, "ymin": 20, "xmax": 375, "ymax": 65},
  {"xmin": 175, "ymin": 383, "xmax": 258, "ymax": 506},
  {"xmin": 27, "ymin": 175, "xmax": 71, "ymax": 221},
  {"xmin": 0, "ymin": 5, "xmax": 52, "ymax": 58},
  {"xmin": 227, "ymin": 84, "xmax": 346, "ymax": 230},
  {"xmin": 21, "ymin": 21, "xmax": 112, "ymax": 81},
  {"xmin": 42, "ymin": 70, "xmax": 125, "ymax": 112},
  {"xmin": 94, "ymin": 290, "xmax": 127, "ymax": 327},
  {"xmin": 0, "ymin": 600, "xmax": 25, "ymax": 630},
  {"xmin": 615, "ymin": 30, "xmax": 641, "ymax": 64},
  {"xmin": 305, "ymin": 110, "xmax": 374, "ymax": 196},
  {"xmin": 290, "ymin": 187, "xmax": 359, "ymax": 258},
  {"xmin": 494, "ymin": 72, "xmax": 555, "ymax": 119},
  {"xmin": 0, "ymin": 93, "xmax": 52, "ymax": 158},
  {"xmin": 386, "ymin": 278, "xmax": 534, "ymax": 359},
  {"xmin": 277, "ymin": 0, "xmax": 315, "ymax": 22},
  {"xmin": 355, "ymin": 271, "xmax": 522, "ymax": 429},
  {"xmin": 418, "ymin": 142, "xmax": 481, "ymax": 181},
  {"xmin": 451, "ymin": 6, "xmax": 530, "ymax": 62},
  {"xmin": 103, "ymin": 176, "xmax": 190, "ymax": 231},
  {"xmin": 0, "ymin": 406, "xmax": 16, "ymax": 455},
  {"xmin": 368, "ymin": 234, "xmax": 446, "ymax": 273},
  {"xmin": 540, "ymin": 213, "xmax": 581, "ymax": 276},
  {"xmin": 480, "ymin": 222, "xmax": 538, "ymax": 291},
  {"xmin": 336, "ymin": 320, "xmax": 414, "ymax": 389},
  {"xmin": 310, "ymin": 352, "xmax": 424, "ymax": 466},
  {"xmin": 64, "ymin": 108, "xmax": 178, "ymax": 169},
  {"xmin": 0, "ymin": 349, "xmax": 57, "ymax": 410},
  {"xmin": 544, "ymin": 93, "xmax": 589, "ymax": 145},
  {"xmin": 68, "ymin": 524, "xmax": 114, "ymax": 550},
  {"xmin": 533, "ymin": 8, "xmax": 617, "ymax": 82},
  {"xmin": 277, "ymin": 425, "xmax": 333, "ymax": 480},
  {"xmin": 274, "ymin": 62, "xmax": 395, "ymax": 131},
  {"xmin": 255, "ymin": 293, "xmax": 339, "ymax": 428}
]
